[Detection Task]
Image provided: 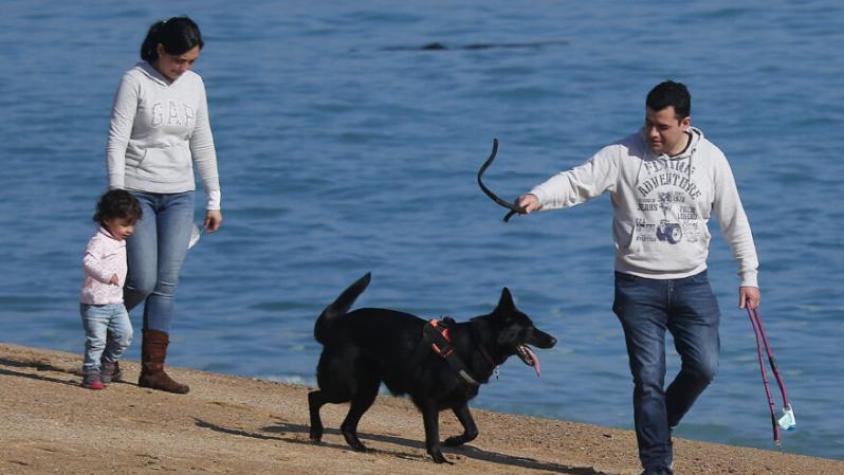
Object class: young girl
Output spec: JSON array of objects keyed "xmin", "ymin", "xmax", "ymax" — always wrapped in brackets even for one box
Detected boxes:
[{"xmin": 80, "ymin": 189, "xmax": 142, "ymax": 389}]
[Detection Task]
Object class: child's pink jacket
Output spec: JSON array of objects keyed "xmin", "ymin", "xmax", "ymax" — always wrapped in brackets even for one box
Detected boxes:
[{"xmin": 80, "ymin": 227, "xmax": 127, "ymax": 305}]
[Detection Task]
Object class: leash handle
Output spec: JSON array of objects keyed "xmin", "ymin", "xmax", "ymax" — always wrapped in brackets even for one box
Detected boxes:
[
  {"xmin": 747, "ymin": 307, "xmax": 795, "ymax": 445},
  {"xmin": 748, "ymin": 307, "xmax": 780, "ymax": 445},
  {"xmin": 748, "ymin": 308, "xmax": 790, "ymax": 406},
  {"xmin": 477, "ymin": 138, "xmax": 527, "ymax": 222}
]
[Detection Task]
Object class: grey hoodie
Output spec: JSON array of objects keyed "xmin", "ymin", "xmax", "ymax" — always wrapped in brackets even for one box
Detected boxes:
[
  {"xmin": 106, "ymin": 62, "xmax": 221, "ymax": 209},
  {"xmin": 530, "ymin": 128, "xmax": 758, "ymax": 287}
]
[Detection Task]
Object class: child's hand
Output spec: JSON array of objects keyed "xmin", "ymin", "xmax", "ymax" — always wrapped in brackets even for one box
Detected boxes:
[{"xmin": 109, "ymin": 274, "xmax": 120, "ymax": 285}]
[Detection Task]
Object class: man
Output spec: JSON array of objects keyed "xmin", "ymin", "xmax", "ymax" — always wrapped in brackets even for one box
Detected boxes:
[{"xmin": 516, "ymin": 81, "xmax": 760, "ymax": 475}]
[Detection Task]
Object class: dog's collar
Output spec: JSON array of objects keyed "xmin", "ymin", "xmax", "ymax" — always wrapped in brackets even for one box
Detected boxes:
[
  {"xmin": 423, "ymin": 319, "xmax": 480, "ymax": 387},
  {"xmin": 468, "ymin": 318, "xmax": 498, "ymax": 370}
]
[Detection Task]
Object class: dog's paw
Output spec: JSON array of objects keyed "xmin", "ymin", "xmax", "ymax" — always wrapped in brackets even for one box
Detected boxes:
[
  {"xmin": 443, "ymin": 435, "xmax": 466, "ymax": 447},
  {"xmin": 349, "ymin": 443, "xmax": 370, "ymax": 452},
  {"xmin": 430, "ymin": 451, "xmax": 452, "ymax": 464},
  {"xmin": 341, "ymin": 432, "xmax": 368, "ymax": 452},
  {"xmin": 443, "ymin": 431, "xmax": 477, "ymax": 447}
]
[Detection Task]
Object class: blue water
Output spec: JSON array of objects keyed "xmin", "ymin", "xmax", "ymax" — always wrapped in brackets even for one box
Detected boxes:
[{"xmin": 2, "ymin": 0, "xmax": 843, "ymax": 461}]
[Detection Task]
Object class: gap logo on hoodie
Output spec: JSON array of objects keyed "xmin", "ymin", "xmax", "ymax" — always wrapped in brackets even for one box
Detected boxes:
[{"xmin": 150, "ymin": 100, "xmax": 195, "ymax": 129}]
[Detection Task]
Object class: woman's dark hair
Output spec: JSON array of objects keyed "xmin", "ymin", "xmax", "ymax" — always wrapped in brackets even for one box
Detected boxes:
[
  {"xmin": 140, "ymin": 16, "xmax": 204, "ymax": 63},
  {"xmin": 646, "ymin": 80, "xmax": 691, "ymax": 120},
  {"xmin": 93, "ymin": 190, "xmax": 142, "ymax": 226}
]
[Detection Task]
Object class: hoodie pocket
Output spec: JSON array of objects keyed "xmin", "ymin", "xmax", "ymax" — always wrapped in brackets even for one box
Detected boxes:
[
  {"xmin": 135, "ymin": 145, "xmax": 192, "ymax": 183},
  {"xmin": 618, "ymin": 220, "xmax": 642, "ymax": 253}
]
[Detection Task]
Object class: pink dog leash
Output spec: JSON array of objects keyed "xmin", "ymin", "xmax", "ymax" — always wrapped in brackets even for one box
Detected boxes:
[{"xmin": 746, "ymin": 307, "xmax": 796, "ymax": 446}]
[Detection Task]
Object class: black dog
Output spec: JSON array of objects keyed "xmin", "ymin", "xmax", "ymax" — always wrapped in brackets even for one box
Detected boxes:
[{"xmin": 308, "ymin": 273, "xmax": 556, "ymax": 463}]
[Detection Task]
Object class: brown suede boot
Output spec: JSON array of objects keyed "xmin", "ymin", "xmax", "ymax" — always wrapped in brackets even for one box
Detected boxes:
[{"xmin": 138, "ymin": 329, "xmax": 190, "ymax": 394}]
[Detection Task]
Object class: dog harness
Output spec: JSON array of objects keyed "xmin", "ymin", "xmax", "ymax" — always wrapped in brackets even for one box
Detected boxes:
[{"xmin": 423, "ymin": 318, "xmax": 497, "ymax": 387}]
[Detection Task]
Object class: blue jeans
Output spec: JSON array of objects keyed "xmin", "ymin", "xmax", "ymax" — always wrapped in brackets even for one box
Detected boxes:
[
  {"xmin": 80, "ymin": 303, "xmax": 133, "ymax": 373},
  {"xmin": 124, "ymin": 191, "xmax": 194, "ymax": 333},
  {"xmin": 612, "ymin": 270, "xmax": 720, "ymax": 472}
]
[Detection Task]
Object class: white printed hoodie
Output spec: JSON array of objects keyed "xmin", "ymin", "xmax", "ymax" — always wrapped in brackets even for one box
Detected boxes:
[
  {"xmin": 529, "ymin": 127, "xmax": 758, "ymax": 287},
  {"xmin": 106, "ymin": 61, "xmax": 221, "ymax": 209}
]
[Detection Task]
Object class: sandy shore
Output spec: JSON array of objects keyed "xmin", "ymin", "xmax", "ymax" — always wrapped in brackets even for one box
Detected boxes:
[{"xmin": 0, "ymin": 342, "xmax": 840, "ymax": 475}]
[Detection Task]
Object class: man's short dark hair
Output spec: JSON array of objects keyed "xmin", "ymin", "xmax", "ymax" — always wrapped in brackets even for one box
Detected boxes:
[{"xmin": 646, "ymin": 80, "xmax": 691, "ymax": 120}]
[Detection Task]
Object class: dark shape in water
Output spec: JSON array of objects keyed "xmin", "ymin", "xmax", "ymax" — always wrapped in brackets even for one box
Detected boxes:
[{"xmin": 382, "ymin": 39, "xmax": 569, "ymax": 52}]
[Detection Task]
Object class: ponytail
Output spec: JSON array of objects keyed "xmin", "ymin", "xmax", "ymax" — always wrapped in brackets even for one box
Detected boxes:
[
  {"xmin": 139, "ymin": 17, "xmax": 204, "ymax": 63},
  {"xmin": 140, "ymin": 20, "xmax": 166, "ymax": 62}
]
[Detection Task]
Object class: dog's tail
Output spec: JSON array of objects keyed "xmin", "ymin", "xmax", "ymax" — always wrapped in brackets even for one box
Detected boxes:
[{"xmin": 314, "ymin": 272, "xmax": 371, "ymax": 344}]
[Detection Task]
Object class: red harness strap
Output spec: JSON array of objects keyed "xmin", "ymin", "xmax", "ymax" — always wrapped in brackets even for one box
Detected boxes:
[
  {"xmin": 427, "ymin": 319, "xmax": 454, "ymax": 357},
  {"xmin": 423, "ymin": 318, "xmax": 480, "ymax": 387}
]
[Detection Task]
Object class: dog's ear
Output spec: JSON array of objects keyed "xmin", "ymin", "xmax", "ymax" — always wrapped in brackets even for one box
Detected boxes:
[{"xmin": 495, "ymin": 287, "xmax": 515, "ymax": 315}]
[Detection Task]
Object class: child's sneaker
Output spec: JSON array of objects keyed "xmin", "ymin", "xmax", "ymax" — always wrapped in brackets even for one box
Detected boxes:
[
  {"xmin": 101, "ymin": 360, "xmax": 122, "ymax": 384},
  {"xmin": 82, "ymin": 371, "xmax": 106, "ymax": 390}
]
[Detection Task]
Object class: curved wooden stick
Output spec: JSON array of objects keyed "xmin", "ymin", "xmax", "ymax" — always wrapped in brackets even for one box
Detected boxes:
[{"xmin": 477, "ymin": 138, "xmax": 525, "ymax": 222}]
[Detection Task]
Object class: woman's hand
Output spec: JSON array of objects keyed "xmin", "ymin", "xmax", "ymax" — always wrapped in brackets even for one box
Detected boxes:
[{"xmin": 204, "ymin": 210, "xmax": 223, "ymax": 233}]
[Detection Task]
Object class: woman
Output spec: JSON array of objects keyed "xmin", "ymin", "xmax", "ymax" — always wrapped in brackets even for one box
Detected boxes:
[{"xmin": 106, "ymin": 16, "xmax": 222, "ymax": 394}]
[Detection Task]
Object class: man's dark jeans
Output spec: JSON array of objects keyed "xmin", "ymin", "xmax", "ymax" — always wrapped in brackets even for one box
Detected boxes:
[{"xmin": 612, "ymin": 270, "xmax": 720, "ymax": 472}]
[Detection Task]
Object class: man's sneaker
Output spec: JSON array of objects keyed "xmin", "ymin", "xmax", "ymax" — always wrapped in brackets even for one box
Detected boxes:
[
  {"xmin": 101, "ymin": 360, "xmax": 122, "ymax": 384},
  {"xmin": 82, "ymin": 372, "xmax": 106, "ymax": 390}
]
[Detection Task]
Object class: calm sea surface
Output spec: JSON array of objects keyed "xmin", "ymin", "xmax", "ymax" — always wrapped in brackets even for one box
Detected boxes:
[{"xmin": 1, "ymin": 0, "xmax": 843, "ymax": 460}]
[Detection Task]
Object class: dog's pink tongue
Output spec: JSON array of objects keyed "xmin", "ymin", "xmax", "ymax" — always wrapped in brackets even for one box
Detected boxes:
[{"xmin": 524, "ymin": 345, "xmax": 541, "ymax": 377}]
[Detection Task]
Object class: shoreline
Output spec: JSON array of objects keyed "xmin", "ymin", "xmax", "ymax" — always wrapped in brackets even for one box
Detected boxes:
[{"xmin": 1, "ymin": 342, "xmax": 841, "ymax": 474}]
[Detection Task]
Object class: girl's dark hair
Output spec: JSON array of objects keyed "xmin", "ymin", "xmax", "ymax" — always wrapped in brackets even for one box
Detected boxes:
[
  {"xmin": 140, "ymin": 16, "xmax": 204, "ymax": 63},
  {"xmin": 93, "ymin": 190, "xmax": 142, "ymax": 226}
]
